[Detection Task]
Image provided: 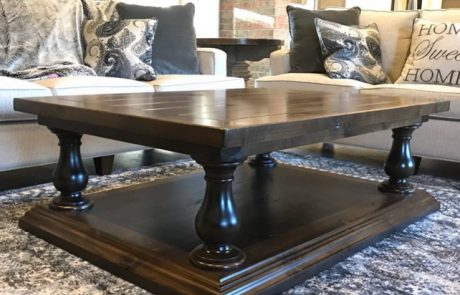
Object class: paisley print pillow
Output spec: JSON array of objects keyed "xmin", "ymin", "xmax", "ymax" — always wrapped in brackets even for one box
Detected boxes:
[
  {"xmin": 83, "ymin": 18, "xmax": 158, "ymax": 81},
  {"xmin": 314, "ymin": 18, "xmax": 389, "ymax": 85}
]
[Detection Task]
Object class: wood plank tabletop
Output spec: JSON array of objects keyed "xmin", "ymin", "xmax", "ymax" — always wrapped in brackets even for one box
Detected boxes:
[{"xmin": 14, "ymin": 88, "xmax": 450, "ymax": 152}]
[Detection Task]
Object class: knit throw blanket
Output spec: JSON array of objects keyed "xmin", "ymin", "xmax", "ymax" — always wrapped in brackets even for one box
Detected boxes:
[{"xmin": 0, "ymin": 63, "xmax": 96, "ymax": 81}]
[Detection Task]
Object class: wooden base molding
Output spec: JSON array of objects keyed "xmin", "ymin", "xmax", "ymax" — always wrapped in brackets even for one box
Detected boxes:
[{"xmin": 19, "ymin": 164, "xmax": 438, "ymax": 294}]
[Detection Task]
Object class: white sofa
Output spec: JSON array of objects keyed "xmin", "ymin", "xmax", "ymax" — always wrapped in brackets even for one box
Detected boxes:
[
  {"xmin": 4, "ymin": 47, "xmax": 244, "ymax": 172},
  {"xmin": 256, "ymin": 9, "xmax": 460, "ymax": 163}
]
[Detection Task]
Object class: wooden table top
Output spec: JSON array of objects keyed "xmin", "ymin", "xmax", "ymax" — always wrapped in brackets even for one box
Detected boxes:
[{"xmin": 14, "ymin": 88, "xmax": 449, "ymax": 155}]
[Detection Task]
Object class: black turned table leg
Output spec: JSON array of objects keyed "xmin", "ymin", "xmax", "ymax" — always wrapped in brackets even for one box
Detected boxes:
[
  {"xmin": 190, "ymin": 158, "xmax": 245, "ymax": 270},
  {"xmin": 49, "ymin": 128, "xmax": 92, "ymax": 211},
  {"xmin": 249, "ymin": 153, "xmax": 277, "ymax": 168},
  {"xmin": 379, "ymin": 124, "xmax": 421, "ymax": 194}
]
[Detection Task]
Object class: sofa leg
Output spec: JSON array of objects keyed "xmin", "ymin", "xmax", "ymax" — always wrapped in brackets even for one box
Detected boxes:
[
  {"xmin": 93, "ymin": 155, "xmax": 115, "ymax": 176},
  {"xmin": 321, "ymin": 142, "xmax": 334, "ymax": 154},
  {"xmin": 413, "ymin": 156, "xmax": 422, "ymax": 175}
]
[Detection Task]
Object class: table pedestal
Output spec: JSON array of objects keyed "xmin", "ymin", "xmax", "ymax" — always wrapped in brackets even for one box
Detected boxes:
[{"xmin": 196, "ymin": 38, "xmax": 283, "ymax": 85}]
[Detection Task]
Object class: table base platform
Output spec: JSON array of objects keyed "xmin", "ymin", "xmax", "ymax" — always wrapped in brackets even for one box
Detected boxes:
[{"xmin": 19, "ymin": 163, "xmax": 439, "ymax": 295}]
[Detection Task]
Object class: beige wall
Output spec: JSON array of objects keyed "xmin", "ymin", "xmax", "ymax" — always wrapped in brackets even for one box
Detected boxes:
[{"xmin": 317, "ymin": 0, "xmax": 345, "ymax": 9}]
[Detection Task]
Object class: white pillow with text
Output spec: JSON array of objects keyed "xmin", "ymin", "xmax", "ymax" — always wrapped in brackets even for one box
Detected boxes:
[{"xmin": 396, "ymin": 18, "xmax": 460, "ymax": 86}]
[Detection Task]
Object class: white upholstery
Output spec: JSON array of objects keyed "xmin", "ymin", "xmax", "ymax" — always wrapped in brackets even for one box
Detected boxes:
[
  {"xmin": 269, "ymin": 48, "xmax": 291, "ymax": 76},
  {"xmin": 336, "ymin": 119, "xmax": 460, "ymax": 163},
  {"xmin": 197, "ymin": 47, "xmax": 227, "ymax": 76},
  {"xmin": 361, "ymin": 84, "xmax": 460, "ymax": 119},
  {"xmin": 0, "ymin": 45, "xmax": 236, "ymax": 172},
  {"xmin": 0, "ymin": 122, "xmax": 143, "ymax": 171},
  {"xmin": 34, "ymin": 76, "xmax": 154, "ymax": 96},
  {"xmin": 147, "ymin": 75, "xmax": 244, "ymax": 92},
  {"xmin": 256, "ymin": 73, "xmax": 369, "ymax": 92},
  {"xmin": 0, "ymin": 77, "xmax": 52, "ymax": 122},
  {"xmin": 360, "ymin": 10, "xmax": 418, "ymax": 82}
]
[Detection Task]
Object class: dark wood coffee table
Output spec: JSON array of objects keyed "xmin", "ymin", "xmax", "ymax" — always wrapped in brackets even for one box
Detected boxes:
[{"xmin": 14, "ymin": 89, "xmax": 449, "ymax": 294}]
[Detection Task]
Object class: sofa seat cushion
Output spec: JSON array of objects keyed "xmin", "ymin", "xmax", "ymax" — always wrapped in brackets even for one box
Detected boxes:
[
  {"xmin": 34, "ymin": 76, "xmax": 154, "ymax": 96},
  {"xmin": 146, "ymin": 75, "xmax": 244, "ymax": 92},
  {"xmin": 360, "ymin": 84, "xmax": 460, "ymax": 120},
  {"xmin": 0, "ymin": 77, "xmax": 52, "ymax": 122},
  {"xmin": 255, "ymin": 73, "xmax": 371, "ymax": 92}
]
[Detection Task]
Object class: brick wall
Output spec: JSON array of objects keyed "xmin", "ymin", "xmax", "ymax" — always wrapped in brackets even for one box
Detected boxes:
[{"xmin": 219, "ymin": 0, "xmax": 302, "ymax": 86}]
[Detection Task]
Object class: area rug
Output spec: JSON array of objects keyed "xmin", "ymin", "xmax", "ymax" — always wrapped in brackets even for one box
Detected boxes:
[{"xmin": 0, "ymin": 151, "xmax": 459, "ymax": 295}]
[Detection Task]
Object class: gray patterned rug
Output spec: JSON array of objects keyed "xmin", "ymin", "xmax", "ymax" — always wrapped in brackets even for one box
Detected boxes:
[{"xmin": 0, "ymin": 151, "xmax": 459, "ymax": 295}]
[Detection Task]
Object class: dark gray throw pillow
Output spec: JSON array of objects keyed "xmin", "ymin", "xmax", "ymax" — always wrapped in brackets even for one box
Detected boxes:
[
  {"xmin": 287, "ymin": 5, "xmax": 361, "ymax": 73},
  {"xmin": 116, "ymin": 2, "xmax": 200, "ymax": 75}
]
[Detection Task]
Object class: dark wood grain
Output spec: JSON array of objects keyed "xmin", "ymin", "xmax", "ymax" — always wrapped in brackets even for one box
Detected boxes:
[
  {"xmin": 48, "ymin": 128, "xmax": 92, "ymax": 211},
  {"xmin": 19, "ymin": 164, "xmax": 439, "ymax": 294},
  {"xmin": 379, "ymin": 124, "xmax": 421, "ymax": 194},
  {"xmin": 14, "ymin": 89, "xmax": 450, "ymax": 294},
  {"xmin": 13, "ymin": 89, "xmax": 450, "ymax": 157}
]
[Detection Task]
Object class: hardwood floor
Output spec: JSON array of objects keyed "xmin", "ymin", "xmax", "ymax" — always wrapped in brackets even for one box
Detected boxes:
[{"xmin": 1, "ymin": 144, "xmax": 459, "ymax": 191}]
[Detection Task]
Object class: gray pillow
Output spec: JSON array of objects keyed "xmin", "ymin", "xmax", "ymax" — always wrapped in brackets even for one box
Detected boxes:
[
  {"xmin": 315, "ymin": 18, "xmax": 389, "ymax": 85},
  {"xmin": 116, "ymin": 2, "xmax": 200, "ymax": 75},
  {"xmin": 287, "ymin": 5, "xmax": 361, "ymax": 73},
  {"xmin": 0, "ymin": 0, "xmax": 85, "ymax": 73},
  {"xmin": 83, "ymin": 18, "xmax": 158, "ymax": 81}
]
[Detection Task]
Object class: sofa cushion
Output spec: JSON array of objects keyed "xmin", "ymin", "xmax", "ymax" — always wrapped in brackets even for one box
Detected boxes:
[
  {"xmin": 420, "ymin": 9, "xmax": 460, "ymax": 22},
  {"xmin": 395, "ymin": 18, "xmax": 460, "ymax": 87},
  {"xmin": 286, "ymin": 5, "xmax": 361, "ymax": 73},
  {"xmin": 146, "ymin": 75, "xmax": 244, "ymax": 92},
  {"xmin": 34, "ymin": 76, "xmax": 154, "ymax": 96},
  {"xmin": 116, "ymin": 2, "xmax": 200, "ymax": 75},
  {"xmin": 255, "ymin": 73, "xmax": 370, "ymax": 92},
  {"xmin": 360, "ymin": 83, "xmax": 460, "ymax": 120},
  {"xmin": 360, "ymin": 10, "xmax": 418, "ymax": 82},
  {"xmin": 0, "ymin": 0, "xmax": 85, "ymax": 73},
  {"xmin": 315, "ymin": 19, "xmax": 388, "ymax": 85},
  {"xmin": 0, "ymin": 77, "xmax": 52, "ymax": 122},
  {"xmin": 83, "ymin": 18, "xmax": 158, "ymax": 81}
]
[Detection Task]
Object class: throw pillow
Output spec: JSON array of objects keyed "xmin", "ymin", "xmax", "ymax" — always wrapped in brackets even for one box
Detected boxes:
[
  {"xmin": 315, "ymin": 18, "xmax": 389, "ymax": 85},
  {"xmin": 116, "ymin": 2, "xmax": 200, "ymax": 75},
  {"xmin": 0, "ymin": 0, "xmax": 85, "ymax": 73},
  {"xmin": 396, "ymin": 18, "xmax": 460, "ymax": 86},
  {"xmin": 83, "ymin": 18, "xmax": 158, "ymax": 81},
  {"xmin": 286, "ymin": 5, "xmax": 361, "ymax": 73}
]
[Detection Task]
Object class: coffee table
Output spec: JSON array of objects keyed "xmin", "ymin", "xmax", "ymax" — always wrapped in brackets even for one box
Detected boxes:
[{"xmin": 14, "ymin": 88, "xmax": 449, "ymax": 294}]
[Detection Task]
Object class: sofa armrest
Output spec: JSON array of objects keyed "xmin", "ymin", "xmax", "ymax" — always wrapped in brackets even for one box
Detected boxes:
[
  {"xmin": 270, "ymin": 48, "xmax": 291, "ymax": 75},
  {"xmin": 197, "ymin": 47, "xmax": 227, "ymax": 77}
]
